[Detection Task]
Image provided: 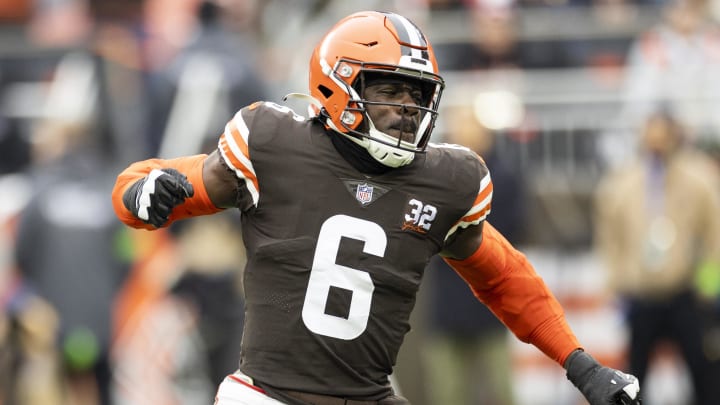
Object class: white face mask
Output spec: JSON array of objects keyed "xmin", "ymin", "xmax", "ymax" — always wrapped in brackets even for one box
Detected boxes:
[{"xmin": 335, "ymin": 117, "xmax": 415, "ymax": 168}]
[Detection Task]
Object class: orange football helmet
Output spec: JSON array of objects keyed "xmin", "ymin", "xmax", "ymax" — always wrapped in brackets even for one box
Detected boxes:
[{"xmin": 309, "ymin": 11, "xmax": 445, "ymax": 167}]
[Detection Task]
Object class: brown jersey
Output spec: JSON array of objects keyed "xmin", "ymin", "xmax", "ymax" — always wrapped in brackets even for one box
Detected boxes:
[{"xmin": 217, "ymin": 101, "xmax": 492, "ymax": 399}]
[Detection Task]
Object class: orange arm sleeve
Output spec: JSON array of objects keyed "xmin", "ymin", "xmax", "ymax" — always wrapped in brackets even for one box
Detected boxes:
[
  {"xmin": 443, "ymin": 223, "xmax": 581, "ymax": 365},
  {"xmin": 111, "ymin": 154, "xmax": 223, "ymax": 230}
]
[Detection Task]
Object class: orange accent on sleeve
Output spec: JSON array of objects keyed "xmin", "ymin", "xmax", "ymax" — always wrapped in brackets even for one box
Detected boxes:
[
  {"xmin": 227, "ymin": 120, "xmax": 250, "ymax": 159},
  {"xmin": 443, "ymin": 223, "xmax": 581, "ymax": 365},
  {"xmin": 111, "ymin": 154, "xmax": 223, "ymax": 230},
  {"xmin": 475, "ymin": 180, "xmax": 492, "ymax": 205},
  {"xmin": 460, "ymin": 182, "xmax": 493, "ymax": 223}
]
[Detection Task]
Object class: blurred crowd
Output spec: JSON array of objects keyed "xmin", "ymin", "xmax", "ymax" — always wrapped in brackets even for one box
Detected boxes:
[{"xmin": 1, "ymin": 0, "xmax": 720, "ymax": 404}]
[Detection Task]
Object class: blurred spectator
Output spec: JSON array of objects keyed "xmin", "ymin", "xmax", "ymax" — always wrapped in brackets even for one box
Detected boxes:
[
  {"xmin": 13, "ymin": 109, "xmax": 130, "ymax": 405},
  {"xmin": 168, "ymin": 212, "xmax": 245, "ymax": 387},
  {"xmin": 1, "ymin": 175, "xmax": 56, "ymax": 405},
  {"xmin": 621, "ymin": 0, "xmax": 720, "ymax": 143},
  {"xmin": 434, "ymin": 0, "xmax": 573, "ymax": 70},
  {"xmin": 594, "ymin": 109, "xmax": 720, "ymax": 404},
  {"xmin": 563, "ymin": 0, "xmax": 639, "ymax": 72},
  {"xmin": 1, "ymin": 0, "xmax": 149, "ymax": 172},
  {"xmin": 144, "ymin": 0, "xmax": 268, "ymax": 158},
  {"xmin": 1, "ymin": 234, "xmax": 64, "ymax": 405},
  {"xmin": 111, "ymin": 212, "xmax": 246, "ymax": 405},
  {"xmin": 423, "ymin": 104, "xmax": 526, "ymax": 405},
  {"xmin": 92, "ymin": 1, "xmax": 154, "ymax": 164}
]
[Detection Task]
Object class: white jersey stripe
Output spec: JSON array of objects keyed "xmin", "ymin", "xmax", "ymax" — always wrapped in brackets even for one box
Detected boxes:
[
  {"xmin": 479, "ymin": 172, "xmax": 492, "ymax": 194},
  {"xmin": 444, "ymin": 208, "xmax": 491, "ymax": 241},
  {"xmin": 444, "ymin": 168, "xmax": 493, "ymax": 241},
  {"xmin": 232, "ymin": 110, "xmax": 251, "ymax": 145},
  {"xmin": 222, "ymin": 124, "xmax": 255, "ymax": 179},
  {"xmin": 218, "ymin": 111, "xmax": 260, "ymax": 206},
  {"xmin": 218, "ymin": 137, "xmax": 260, "ymax": 206}
]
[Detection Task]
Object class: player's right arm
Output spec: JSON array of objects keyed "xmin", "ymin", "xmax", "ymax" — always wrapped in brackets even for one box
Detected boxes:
[
  {"xmin": 111, "ymin": 151, "xmax": 236, "ymax": 230},
  {"xmin": 112, "ymin": 103, "xmax": 266, "ymax": 229}
]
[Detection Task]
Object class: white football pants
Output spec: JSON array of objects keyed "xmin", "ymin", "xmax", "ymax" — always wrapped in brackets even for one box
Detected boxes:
[{"xmin": 214, "ymin": 371, "xmax": 286, "ymax": 405}]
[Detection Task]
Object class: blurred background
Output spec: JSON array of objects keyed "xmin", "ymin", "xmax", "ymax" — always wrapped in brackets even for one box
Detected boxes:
[{"xmin": 1, "ymin": 0, "xmax": 720, "ymax": 404}]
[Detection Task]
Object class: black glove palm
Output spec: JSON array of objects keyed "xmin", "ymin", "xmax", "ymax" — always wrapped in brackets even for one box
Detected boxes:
[
  {"xmin": 123, "ymin": 168, "xmax": 194, "ymax": 228},
  {"xmin": 565, "ymin": 350, "xmax": 641, "ymax": 405}
]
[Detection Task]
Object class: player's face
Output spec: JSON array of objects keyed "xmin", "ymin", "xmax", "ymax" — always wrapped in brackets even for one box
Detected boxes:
[{"xmin": 363, "ymin": 80, "xmax": 423, "ymax": 143}]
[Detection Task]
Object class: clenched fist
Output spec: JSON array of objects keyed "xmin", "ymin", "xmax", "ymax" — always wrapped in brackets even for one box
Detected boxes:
[{"xmin": 123, "ymin": 168, "xmax": 194, "ymax": 228}]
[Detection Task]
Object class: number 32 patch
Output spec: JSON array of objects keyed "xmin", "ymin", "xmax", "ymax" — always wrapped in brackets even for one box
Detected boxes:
[{"xmin": 402, "ymin": 198, "xmax": 437, "ymax": 234}]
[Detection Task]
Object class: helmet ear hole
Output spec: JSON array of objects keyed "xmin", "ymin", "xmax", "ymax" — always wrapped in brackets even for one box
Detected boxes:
[{"xmin": 318, "ymin": 85, "xmax": 333, "ymax": 99}]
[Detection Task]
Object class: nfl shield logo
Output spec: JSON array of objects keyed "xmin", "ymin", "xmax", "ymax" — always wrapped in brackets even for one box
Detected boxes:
[{"xmin": 356, "ymin": 184, "xmax": 373, "ymax": 204}]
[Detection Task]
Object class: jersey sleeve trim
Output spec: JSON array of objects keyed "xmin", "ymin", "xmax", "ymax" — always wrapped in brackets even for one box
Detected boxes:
[
  {"xmin": 445, "ymin": 171, "xmax": 493, "ymax": 240},
  {"xmin": 218, "ymin": 110, "xmax": 260, "ymax": 206}
]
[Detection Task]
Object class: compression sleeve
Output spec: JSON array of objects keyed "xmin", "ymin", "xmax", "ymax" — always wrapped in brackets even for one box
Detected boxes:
[
  {"xmin": 111, "ymin": 154, "xmax": 223, "ymax": 230},
  {"xmin": 443, "ymin": 223, "xmax": 581, "ymax": 365}
]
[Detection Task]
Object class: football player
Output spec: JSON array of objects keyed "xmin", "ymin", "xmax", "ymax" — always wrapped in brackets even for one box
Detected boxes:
[{"xmin": 111, "ymin": 11, "xmax": 641, "ymax": 405}]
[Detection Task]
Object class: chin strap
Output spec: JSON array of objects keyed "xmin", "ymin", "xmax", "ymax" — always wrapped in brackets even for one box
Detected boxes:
[
  {"xmin": 330, "ymin": 114, "xmax": 415, "ymax": 168},
  {"xmin": 364, "ymin": 118, "xmax": 415, "ymax": 167}
]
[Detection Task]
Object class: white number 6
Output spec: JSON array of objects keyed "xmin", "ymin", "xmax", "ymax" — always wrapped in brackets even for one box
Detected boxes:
[{"xmin": 302, "ymin": 215, "xmax": 386, "ymax": 340}]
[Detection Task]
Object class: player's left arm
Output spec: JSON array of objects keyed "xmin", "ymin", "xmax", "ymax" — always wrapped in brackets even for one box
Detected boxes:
[
  {"xmin": 441, "ymin": 221, "xmax": 580, "ymax": 364},
  {"xmin": 441, "ymin": 223, "xmax": 640, "ymax": 404},
  {"xmin": 439, "ymin": 149, "xmax": 640, "ymax": 405},
  {"xmin": 438, "ymin": 149, "xmax": 579, "ymax": 361}
]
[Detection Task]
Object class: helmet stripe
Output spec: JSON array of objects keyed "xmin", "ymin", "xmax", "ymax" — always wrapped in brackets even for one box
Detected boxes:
[{"xmin": 383, "ymin": 13, "xmax": 428, "ymax": 60}]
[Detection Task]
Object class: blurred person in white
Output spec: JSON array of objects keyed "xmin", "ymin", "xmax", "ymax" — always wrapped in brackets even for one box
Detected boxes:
[
  {"xmin": 0, "ymin": 0, "xmax": 93, "ymax": 175},
  {"xmin": 25, "ymin": 0, "xmax": 158, "ymax": 164},
  {"xmin": 621, "ymin": 0, "xmax": 720, "ymax": 144},
  {"xmin": 594, "ymin": 108, "xmax": 720, "ymax": 404},
  {"xmin": 423, "ymin": 104, "xmax": 525, "ymax": 405}
]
